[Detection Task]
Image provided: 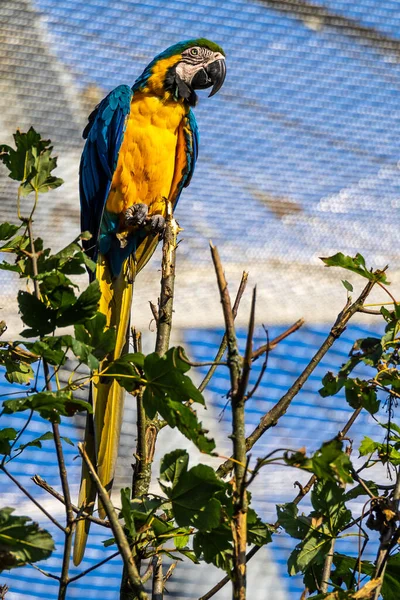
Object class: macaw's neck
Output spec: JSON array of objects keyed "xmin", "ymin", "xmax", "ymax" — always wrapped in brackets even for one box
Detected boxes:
[{"xmin": 138, "ymin": 55, "xmax": 197, "ymax": 106}]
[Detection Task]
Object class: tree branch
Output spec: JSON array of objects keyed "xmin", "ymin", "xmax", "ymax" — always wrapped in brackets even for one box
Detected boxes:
[
  {"xmin": 217, "ymin": 280, "xmax": 376, "ymax": 478},
  {"xmin": 32, "ymin": 475, "xmax": 110, "ymax": 528},
  {"xmin": 201, "ymin": 406, "xmax": 365, "ymax": 600},
  {"xmin": 198, "ymin": 271, "xmax": 248, "ymax": 393},
  {"xmin": 155, "ymin": 202, "xmax": 179, "ymax": 357}
]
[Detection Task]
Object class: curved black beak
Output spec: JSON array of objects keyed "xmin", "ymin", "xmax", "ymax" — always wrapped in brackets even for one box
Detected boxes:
[{"xmin": 191, "ymin": 58, "xmax": 226, "ymax": 97}]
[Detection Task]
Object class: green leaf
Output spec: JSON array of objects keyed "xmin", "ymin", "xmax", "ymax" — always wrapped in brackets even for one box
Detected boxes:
[
  {"xmin": 120, "ymin": 488, "xmax": 136, "ymax": 540},
  {"xmin": 342, "ymin": 280, "xmax": 353, "ymax": 292},
  {"xmin": 3, "ymin": 357, "xmax": 35, "ymax": 385},
  {"xmin": 0, "ymin": 507, "xmax": 54, "ymax": 571},
  {"xmin": 359, "ymin": 437, "xmax": 382, "ymax": 457},
  {"xmin": 311, "ymin": 481, "xmax": 351, "ymax": 536},
  {"xmin": 344, "ymin": 379, "xmax": 380, "ymax": 415},
  {"xmin": 3, "ymin": 390, "xmax": 92, "ymax": 423},
  {"xmin": 140, "ymin": 349, "xmax": 214, "ymax": 452},
  {"xmin": 144, "ymin": 347, "xmax": 205, "ymax": 408},
  {"xmin": 288, "ymin": 533, "xmax": 332, "ymax": 575},
  {"xmin": 18, "ymin": 291, "xmax": 57, "ymax": 337},
  {"xmin": 166, "ymin": 464, "xmax": 226, "ymax": 529},
  {"xmin": 0, "ymin": 223, "xmax": 20, "ymax": 240},
  {"xmin": 0, "ymin": 428, "xmax": 18, "ymax": 455},
  {"xmin": 193, "ymin": 527, "xmax": 233, "ymax": 572},
  {"xmin": 247, "ymin": 508, "xmax": 273, "ymax": 546},
  {"xmin": 160, "ymin": 449, "xmax": 189, "ymax": 487},
  {"xmin": 311, "ymin": 440, "xmax": 353, "ymax": 485},
  {"xmin": 0, "ymin": 128, "xmax": 47, "ymax": 181},
  {"xmin": 146, "ymin": 396, "xmax": 215, "ymax": 454},
  {"xmin": 276, "ymin": 503, "xmax": 310, "ymax": 540},
  {"xmin": 320, "ymin": 252, "xmax": 389, "ymax": 284},
  {"xmin": 319, "ymin": 372, "xmax": 346, "ymax": 398},
  {"xmin": 56, "ymin": 281, "xmax": 101, "ymax": 327},
  {"xmin": 74, "ymin": 312, "xmax": 117, "ymax": 361},
  {"xmin": 24, "ymin": 339, "xmax": 66, "ymax": 366},
  {"xmin": 15, "ymin": 431, "xmax": 73, "ymax": 452}
]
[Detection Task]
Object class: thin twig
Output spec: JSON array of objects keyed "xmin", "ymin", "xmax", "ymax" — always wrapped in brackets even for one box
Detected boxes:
[
  {"xmin": 1, "ymin": 464, "xmax": 65, "ymax": 532},
  {"xmin": 246, "ymin": 328, "xmax": 269, "ymax": 401},
  {"xmin": 320, "ymin": 539, "xmax": 335, "ymax": 593},
  {"xmin": 210, "ymin": 243, "xmax": 241, "ymax": 397},
  {"xmin": 217, "ymin": 279, "xmax": 376, "ymax": 479},
  {"xmin": 252, "ymin": 318, "xmax": 305, "ymax": 361},
  {"xmin": 32, "ymin": 475, "xmax": 110, "ymax": 528},
  {"xmin": 68, "ymin": 551, "xmax": 120, "ymax": 583},
  {"xmin": 78, "ymin": 443, "xmax": 148, "ymax": 600},
  {"xmin": 29, "ymin": 562, "xmax": 60, "ymax": 581}
]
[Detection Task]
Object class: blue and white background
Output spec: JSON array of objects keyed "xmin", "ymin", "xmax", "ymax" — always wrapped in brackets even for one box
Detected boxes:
[{"xmin": 0, "ymin": 0, "xmax": 399, "ymax": 598}]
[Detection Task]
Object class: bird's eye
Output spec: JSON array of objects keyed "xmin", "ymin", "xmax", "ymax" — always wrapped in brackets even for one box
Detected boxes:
[{"xmin": 190, "ymin": 48, "xmax": 199, "ymax": 56}]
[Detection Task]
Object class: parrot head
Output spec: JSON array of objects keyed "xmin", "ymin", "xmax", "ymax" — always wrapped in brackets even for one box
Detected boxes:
[{"xmin": 139, "ymin": 39, "xmax": 226, "ymax": 106}]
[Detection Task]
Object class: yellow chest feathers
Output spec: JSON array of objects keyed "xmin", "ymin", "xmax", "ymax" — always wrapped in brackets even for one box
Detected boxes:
[{"xmin": 107, "ymin": 92, "xmax": 187, "ymax": 216}]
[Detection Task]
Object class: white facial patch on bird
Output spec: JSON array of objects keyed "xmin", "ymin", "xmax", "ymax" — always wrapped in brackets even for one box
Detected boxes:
[{"xmin": 175, "ymin": 47, "xmax": 222, "ymax": 85}]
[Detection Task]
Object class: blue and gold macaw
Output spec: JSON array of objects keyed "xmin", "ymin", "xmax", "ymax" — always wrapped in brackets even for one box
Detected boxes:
[{"xmin": 74, "ymin": 39, "xmax": 226, "ymax": 564}]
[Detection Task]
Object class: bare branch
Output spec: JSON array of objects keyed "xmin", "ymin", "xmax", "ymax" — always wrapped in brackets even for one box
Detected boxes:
[
  {"xmin": 155, "ymin": 202, "xmax": 179, "ymax": 357},
  {"xmin": 68, "ymin": 551, "xmax": 120, "ymax": 584},
  {"xmin": 32, "ymin": 475, "xmax": 110, "ymax": 528},
  {"xmin": 252, "ymin": 318, "xmax": 304, "ymax": 361},
  {"xmin": 0, "ymin": 465, "xmax": 65, "ymax": 532},
  {"xmin": 217, "ymin": 280, "xmax": 376, "ymax": 479},
  {"xmin": 198, "ymin": 271, "xmax": 248, "ymax": 393},
  {"xmin": 152, "ymin": 555, "xmax": 163, "ymax": 600}
]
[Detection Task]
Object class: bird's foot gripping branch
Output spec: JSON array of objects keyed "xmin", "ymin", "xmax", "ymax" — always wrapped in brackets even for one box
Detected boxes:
[{"xmin": 0, "ymin": 129, "xmax": 400, "ymax": 600}]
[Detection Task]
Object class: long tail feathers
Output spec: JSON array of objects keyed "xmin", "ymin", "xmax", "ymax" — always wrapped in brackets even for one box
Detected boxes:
[{"xmin": 73, "ymin": 254, "xmax": 133, "ymax": 565}]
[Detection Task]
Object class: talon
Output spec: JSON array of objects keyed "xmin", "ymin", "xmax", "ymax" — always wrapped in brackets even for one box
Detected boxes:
[
  {"xmin": 145, "ymin": 214, "xmax": 166, "ymax": 234},
  {"xmin": 123, "ymin": 203, "xmax": 148, "ymax": 227}
]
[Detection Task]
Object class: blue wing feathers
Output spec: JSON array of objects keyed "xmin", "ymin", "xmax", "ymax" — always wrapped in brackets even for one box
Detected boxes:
[
  {"xmin": 80, "ymin": 85, "xmax": 132, "ymax": 260},
  {"xmin": 182, "ymin": 108, "xmax": 199, "ymax": 191}
]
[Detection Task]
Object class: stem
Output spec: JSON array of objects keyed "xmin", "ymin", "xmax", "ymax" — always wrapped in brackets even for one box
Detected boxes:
[
  {"xmin": 252, "ymin": 318, "xmax": 304, "ymax": 361},
  {"xmin": 0, "ymin": 465, "xmax": 65, "ymax": 532},
  {"xmin": 26, "ymin": 216, "xmax": 75, "ymax": 599},
  {"xmin": 210, "ymin": 244, "xmax": 249, "ymax": 600},
  {"xmin": 151, "ymin": 555, "xmax": 163, "ymax": 600},
  {"xmin": 78, "ymin": 443, "xmax": 148, "ymax": 600},
  {"xmin": 217, "ymin": 280, "xmax": 376, "ymax": 478},
  {"xmin": 32, "ymin": 475, "xmax": 110, "ymax": 528},
  {"xmin": 68, "ymin": 551, "xmax": 120, "ymax": 583},
  {"xmin": 198, "ymin": 271, "xmax": 248, "ymax": 393},
  {"xmin": 121, "ymin": 214, "xmax": 179, "ymax": 599},
  {"xmin": 155, "ymin": 203, "xmax": 178, "ymax": 356}
]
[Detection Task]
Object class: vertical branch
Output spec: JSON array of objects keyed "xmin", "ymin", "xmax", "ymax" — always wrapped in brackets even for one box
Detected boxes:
[
  {"xmin": 151, "ymin": 556, "xmax": 163, "ymax": 600},
  {"xmin": 121, "ymin": 208, "xmax": 179, "ymax": 600},
  {"xmin": 26, "ymin": 214, "xmax": 75, "ymax": 600},
  {"xmin": 198, "ymin": 272, "xmax": 248, "ymax": 393},
  {"xmin": 210, "ymin": 243, "xmax": 252, "ymax": 600},
  {"xmin": 155, "ymin": 202, "xmax": 179, "ymax": 356}
]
